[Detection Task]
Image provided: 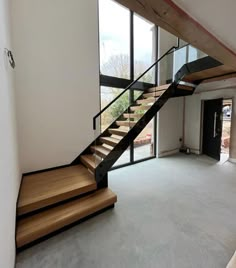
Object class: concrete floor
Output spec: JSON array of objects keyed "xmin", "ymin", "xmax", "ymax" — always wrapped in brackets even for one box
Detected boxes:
[{"xmin": 16, "ymin": 154, "xmax": 236, "ymax": 268}]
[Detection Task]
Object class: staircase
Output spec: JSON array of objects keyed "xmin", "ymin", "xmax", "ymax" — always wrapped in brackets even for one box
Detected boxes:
[
  {"xmin": 76, "ymin": 83, "xmax": 194, "ymax": 184},
  {"xmin": 16, "ymin": 46, "xmax": 224, "ymax": 249},
  {"xmin": 16, "ymin": 165, "xmax": 117, "ymax": 248}
]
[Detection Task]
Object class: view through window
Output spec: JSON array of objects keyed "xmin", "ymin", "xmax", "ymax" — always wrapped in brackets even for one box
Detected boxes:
[{"xmin": 99, "ymin": 0, "xmax": 156, "ymax": 167}]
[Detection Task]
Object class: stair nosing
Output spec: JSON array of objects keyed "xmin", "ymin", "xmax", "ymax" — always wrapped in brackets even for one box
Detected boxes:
[
  {"xmin": 17, "ymin": 165, "xmax": 96, "ymax": 216},
  {"xmin": 16, "ymin": 188, "xmax": 117, "ymax": 248}
]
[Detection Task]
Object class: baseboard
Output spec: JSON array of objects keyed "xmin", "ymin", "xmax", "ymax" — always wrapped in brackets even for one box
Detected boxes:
[
  {"xmin": 23, "ymin": 163, "xmax": 71, "ymax": 176},
  {"xmin": 158, "ymin": 148, "xmax": 179, "ymax": 158},
  {"xmin": 189, "ymin": 148, "xmax": 201, "ymax": 155},
  {"xmin": 229, "ymin": 158, "xmax": 236, "ymax": 163}
]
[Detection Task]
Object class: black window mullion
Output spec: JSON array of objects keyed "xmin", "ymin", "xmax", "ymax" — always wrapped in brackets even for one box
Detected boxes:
[
  {"xmin": 153, "ymin": 25, "xmax": 159, "ymax": 158},
  {"xmin": 130, "ymin": 10, "xmax": 134, "ymax": 163}
]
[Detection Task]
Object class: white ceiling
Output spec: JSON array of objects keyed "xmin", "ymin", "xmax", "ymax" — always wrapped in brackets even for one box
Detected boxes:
[{"xmin": 173, "ymin": 0, "xmax": 236, "ymax": 53}]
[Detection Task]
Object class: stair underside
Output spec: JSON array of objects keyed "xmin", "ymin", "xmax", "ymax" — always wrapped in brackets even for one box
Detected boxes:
[
  {"xmin": 18, "ymin": 165, "xmax": 96, "ymax": 216},
  {"xmin": 148, "ymin": 85, "xmax": 170, "ymax": 92},
  {"xmin": 183, "ymin": 64, "xmax": 236, "ymax": 82},
  {"xmin": 16, "ymin": 188, "xmax": 117, "ymax": 248}
]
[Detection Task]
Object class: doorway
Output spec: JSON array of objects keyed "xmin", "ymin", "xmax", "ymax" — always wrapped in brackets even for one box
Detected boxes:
[
  {"xmin": 221, "ymin": 99, "xmax": 232, "ymax": 162},
  {"xmin": 202, "ymin": 98, "xmax": 223, "ymax": 160}
]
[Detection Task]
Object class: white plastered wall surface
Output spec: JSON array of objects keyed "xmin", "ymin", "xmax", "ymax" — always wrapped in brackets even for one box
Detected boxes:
[
  {"xmin": 0, "ymin": 0, "xmax": 21, "ymax": 267},
  {"xmin": 11, "ymin": 0, "xmax": 100, "ymax": 173},
  {"xmin": 157, "ymin": 97, "xmax": 184, "ymax": 157},
  {"xmin": 184, "ymin": 78, "xmax": 236, "ymax": 160}
]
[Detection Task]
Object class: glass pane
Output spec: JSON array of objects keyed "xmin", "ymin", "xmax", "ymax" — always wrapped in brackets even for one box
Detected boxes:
[
  {"xmin": 188, "ymin": 46, "xmax": 198, "ymax": 62},
  {"xmin": 100, "ymin": 86, "xmax": 130, "ymax": 131},
  {"xmin": 173, "ymin": 46, "xmax": 187, "ymax": 74},
  {"xmin": 133, "ymin": 90, "xmax": 143, "ymax": 101},
  {"xmin": 159, "ymin": 52, "xmax": 173, "ymax": 84},
  {"xmin": 159, "ymin": 28, "xmax": 177, "ymax": 84},
  {"xmin": 134, "ymin": 118, "xmax": 155, "ymax": 161},
  {"xmin": 179, "ymin": 39, "xmax": 187, "ymax": 47},
  {"xmin": 113, "ymin": 147, "xmax": 131, "ymax": 167},
  {"xmin": 99, "ymin": 0, "xmax": 130, "ymax": 79},
  {"xmin": 188, "ymin": 45, "xmax": 207, "ymax": 61},
  {"xmin": 134, "ymin": 14, "xmax": 155, "ymax": 82}
]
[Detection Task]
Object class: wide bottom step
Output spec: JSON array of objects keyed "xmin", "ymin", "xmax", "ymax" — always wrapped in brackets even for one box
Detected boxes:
[{"xmin": 16, "ymin": 188, "xmax": 117, "ymax": 248}]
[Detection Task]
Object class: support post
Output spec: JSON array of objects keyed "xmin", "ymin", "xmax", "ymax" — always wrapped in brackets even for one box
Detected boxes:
[{"xmin": 97, "ymin": 173, "xmax": 108, "ymax": 189}]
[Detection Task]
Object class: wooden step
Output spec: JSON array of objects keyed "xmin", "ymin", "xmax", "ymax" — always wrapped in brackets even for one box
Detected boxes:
[
  {"xmin": 90, "ymin": 145, "xmax": 111, "ymax": 158},
  {"xmin": 16, "ymin": 188, "xmax": 117, "ymax": 248},
  {"xmin": 136, "ymin": 97, "xmax": 157, "ymax": 105},
  {"xmin": 17, "ymin": 165, "xmax": 96, "ymax": 216},
  {"xmin": 123, "ymin": 113, "xmax": 143, "ymax": 119},
  {"xmin": 177, "ymin": 84, "xmax": 194, "ymax": 91},
  {"xmin": 108, "ymin": 128, "xmax": 129, "ymax": 137},
  {"xmin": 116, "ymin": 120, "xmax": 137, "ymax": 127},
  {"xmin": 130, "ymin": 105, "xmax": 151, "ymax": 111},
  {"xmin": 99, "ymin": 136, "xmax": 120, "ymax": 147},
  {"xmin": 147, "ymin": 84, "xmax": 170, "ymax": 93},
  {"xmin": 143, "ymin": 91, "xmax": 166, "ymax": 98},
  {"xmin": 80, "ymin": 154, "xmax": 100, "ymax": 172}
]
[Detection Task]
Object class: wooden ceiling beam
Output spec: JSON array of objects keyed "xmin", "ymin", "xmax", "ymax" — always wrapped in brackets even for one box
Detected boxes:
[{"xmin": 115, "ymin": 0, "xmax": 236, "ymax": 70}]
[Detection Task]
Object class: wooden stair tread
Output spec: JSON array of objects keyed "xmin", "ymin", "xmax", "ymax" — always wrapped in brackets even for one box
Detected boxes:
[
  {"xmin": 17, "ymin": 165, "xmax": 96, "ymax": 216},
  {"xmin": 136, "ymin": 97, "xmax": 157, "ymax": 105},
  {"xmin": 108, "ymin": 128, "xmax": 129, "ymax": 136},
  {"xmin": 80, "ymin": 154, "xmax": 100, "ymax": 172},
  {"xmin": 91, "ymin": 145, "xmax": 111, "ymax": 158},
  {"xmin": 123, "ymin": 113, "xmax": 143, "ymax": 119},
  {"xmin": 143, "ymin": 91, "xmax": 166, "ymax": 98},
  {"xmin": 147, "ymin": 84, "xmax": 170, "ymax": 93},
  {"xmin": 116, "ymin": 120, "xmax": 137, "ymax": 127},
  {"xmin": 100, "ymin": 136, "xmax": 120, "ymax": 147},
  {"xmin": 16, "ymin": 188, "xmax": 117, "ymax": 248},
  {"xmin": 130, "ymin": 105, "xmax": 152, "ymax": 111}
]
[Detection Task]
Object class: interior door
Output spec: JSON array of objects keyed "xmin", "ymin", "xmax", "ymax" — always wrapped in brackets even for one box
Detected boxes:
[{"xmin": 202, "ymin": 98, "xmax": 223, "ymax": 160}]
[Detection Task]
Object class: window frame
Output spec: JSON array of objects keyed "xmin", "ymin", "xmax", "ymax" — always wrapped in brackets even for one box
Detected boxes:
[{"xmin": 99, "ymin": 3, "xmax": 159, "ymax": 169}]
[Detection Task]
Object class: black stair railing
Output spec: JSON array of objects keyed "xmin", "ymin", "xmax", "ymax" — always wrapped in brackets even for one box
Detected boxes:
[
  {"xmin": 72, "ymin": 43, "xmax": 211, "ymax": 182},
  {"xmin": 91, "ymin": 45, "xmax": 190, "ymax": 182},
  {"xmin": 93, "ymin": 45, "xmax": 179, "ymax": 130}
]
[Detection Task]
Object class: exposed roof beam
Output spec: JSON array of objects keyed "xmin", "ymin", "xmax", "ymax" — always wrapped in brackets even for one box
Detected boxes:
[{"xmin": 115, "ymin": 0, "xmax": 236, "ymax": 70}]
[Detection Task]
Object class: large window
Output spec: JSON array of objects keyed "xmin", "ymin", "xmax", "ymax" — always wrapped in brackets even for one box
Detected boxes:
[
  {"xmin": 134, "ymin": 14, "xmax": 155, "ymax": 82},
  {"xmin": 99, "ymin": 0, "xmax": 157, "ymax": 169},
  {"xmin": 100, "ymin": 86, "xmax": 130, "ymax": 131},
  {"xmin": 99, "ymin": 0, "xmax": 130, "ymax": 79}
]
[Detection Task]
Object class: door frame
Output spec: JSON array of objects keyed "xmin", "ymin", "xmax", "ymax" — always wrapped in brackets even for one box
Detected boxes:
[
  {"xmin": 222, "ymin": 98, "xmax": 233, "ymax": 158},
  {"xmin": 200, "ymin": 97, "xmax": 233, "ymax": 157}
]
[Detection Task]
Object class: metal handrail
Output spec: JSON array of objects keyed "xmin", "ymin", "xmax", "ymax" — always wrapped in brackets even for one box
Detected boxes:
[
  {"xmin": 167, "ymin": 43, "xmax": 189, "ymax": 55},
  {"xmin": 93, "ymin": 45, "xmax": 178, "ymax": 130}
]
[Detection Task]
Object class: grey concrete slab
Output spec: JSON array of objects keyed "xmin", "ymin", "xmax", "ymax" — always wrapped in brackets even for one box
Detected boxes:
[{"xmin": 16, "ymin": 154, "xmax": 236, "ymax": 268}]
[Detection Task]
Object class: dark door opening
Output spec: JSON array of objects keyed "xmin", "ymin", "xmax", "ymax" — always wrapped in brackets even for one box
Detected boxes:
[{"xmin": 202, "ymin": 98, "xmax": 223, "ymax": 160}]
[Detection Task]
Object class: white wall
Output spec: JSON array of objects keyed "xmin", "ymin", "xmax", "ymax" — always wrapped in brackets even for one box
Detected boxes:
[
  {"xmin": 158, "ymin": 97, "xmax": 184, "ymax": 157},
  {"xmin": 184, "ymin": 94, "xmax": 201, "ymax": 153},
  {"xmin": 12, "ymin": 0, "xmax": 100, "ymax": 172},
  {"xmin": 184, "ymin": 79, "xmax": 236, "ymax": 155},
  {"xmin": 0, "ymin": 0, "xmax": 20, "ymax": 267}
]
